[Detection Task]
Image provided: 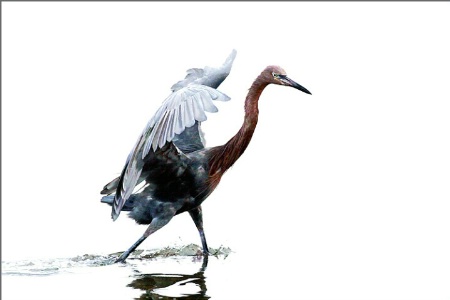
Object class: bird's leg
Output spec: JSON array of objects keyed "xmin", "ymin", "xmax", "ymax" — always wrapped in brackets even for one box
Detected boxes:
[
  {"xmin": 189, "ymin": 206, "xmax": 210, "ymax": 255},
  {"xmin": 115, "ymin": 215, "xmax": 173, "ymax": 263},
  {"xmin": 200, "ymin": 254, "xmax": 209, "ymax": 272},
  {"xmin": 115, "ymin": 235, "xmax": 146, "ymax": 263}
]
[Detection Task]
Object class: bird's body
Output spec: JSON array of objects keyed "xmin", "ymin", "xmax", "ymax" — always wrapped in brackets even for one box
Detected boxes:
[
  {"xmin": 101, "ymin": 50, "xmax": 311, "ymax": 262},
  {"xmin": 103, "ymin": 145, "xmax": 207, "ymax": 222}
]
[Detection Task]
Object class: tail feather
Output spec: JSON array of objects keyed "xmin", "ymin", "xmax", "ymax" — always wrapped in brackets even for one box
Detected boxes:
[
  {"xmin": 101, "ymin": 195, "xmax": 114, "ymax": 205},
  {"xmin": 101, "ymin": 195, "xmax": 134, "ymax": 212}
]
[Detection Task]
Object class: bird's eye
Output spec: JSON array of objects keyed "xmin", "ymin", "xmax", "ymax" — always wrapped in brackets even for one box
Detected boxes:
[{"xmin": 272, "ymin": 72, "xmax": 280, "ymax": 78}]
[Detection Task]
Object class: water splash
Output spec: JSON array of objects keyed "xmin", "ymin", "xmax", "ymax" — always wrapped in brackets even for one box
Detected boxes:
[{"xmin": 1, "ymin": 244, "xmax": 231, "ymax": 277}]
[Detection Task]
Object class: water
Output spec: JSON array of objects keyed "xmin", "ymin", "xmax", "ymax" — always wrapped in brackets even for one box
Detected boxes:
[
  {"xmin": 2, "ymin": 245, "xmax": 230, "ymax": 300},
  {"xmin": 2, "ymin": 257, "xmax": 213, "ymax": 299},
  {"xmin": 3, "ymin": 243, "xmax": 450, "ymax": 299}
]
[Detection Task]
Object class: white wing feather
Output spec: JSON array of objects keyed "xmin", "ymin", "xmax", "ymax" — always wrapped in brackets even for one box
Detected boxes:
[{"xmin": 143, "ymin": 84, "xmax": 230, "ymax": 157}]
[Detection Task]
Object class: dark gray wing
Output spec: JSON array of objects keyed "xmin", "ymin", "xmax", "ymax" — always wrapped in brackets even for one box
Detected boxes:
[
  {"xmin": 110, "ymin": 51, "xmax": 237, "ymax": 220},
  {"xmin": 172, "ymin": 121, "xmax": 205, "ymax": 154},
  {"xmin": 168, "ymin": 49, "xmax": 237, "ymax": 153},
  {"xmin": 101, "ymin": 121, "xmax": 204, "ymax": 197}
]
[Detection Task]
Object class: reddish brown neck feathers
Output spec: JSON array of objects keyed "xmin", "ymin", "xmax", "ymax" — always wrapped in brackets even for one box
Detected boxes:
[{"xmin": 208, "ymin": 74, "xmax": 269, "ymax": 179}]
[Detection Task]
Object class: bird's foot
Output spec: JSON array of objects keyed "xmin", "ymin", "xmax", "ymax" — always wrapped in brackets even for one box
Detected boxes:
[
  {"xmin": 114, "ymin": 251, "xmax": 130, "ymax": 263},
  {"xmin": 115, "ymin": 257, "xmax": 127, "ymax": 264}
]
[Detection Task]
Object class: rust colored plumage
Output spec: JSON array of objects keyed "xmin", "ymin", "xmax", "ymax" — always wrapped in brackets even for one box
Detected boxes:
[{"xmin": 207, "ymin": 77, "xmax": 264, "ymax": 177}]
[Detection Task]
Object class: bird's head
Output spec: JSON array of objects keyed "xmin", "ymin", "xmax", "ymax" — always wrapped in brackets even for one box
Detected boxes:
[{"xmin": 264, "ymin": 65, "xmax": 311, "ymax": 95}]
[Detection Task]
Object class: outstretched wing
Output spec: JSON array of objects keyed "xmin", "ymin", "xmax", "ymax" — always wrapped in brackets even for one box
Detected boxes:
[
  {"xmin": 143, "ymin": 84, "xmax": 230, "ymax": 155},
  {"xmin": 171, "ymin": 49, "xmax": 237, "ymax": 91},
  {"xmin": 109, "ymin": 50, "xmax": 237, "ymax": 220}
]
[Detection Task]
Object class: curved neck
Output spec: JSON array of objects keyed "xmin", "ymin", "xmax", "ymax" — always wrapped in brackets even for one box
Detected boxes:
[{"xmin": 209, "ymin": 74, "xmax": 269, "ymax": 176}]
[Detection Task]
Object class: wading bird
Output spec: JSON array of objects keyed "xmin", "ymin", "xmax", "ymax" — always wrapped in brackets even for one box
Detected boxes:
[{"xmin": 101, "ymin": 50, "xmax": 311, "ymax": 263}]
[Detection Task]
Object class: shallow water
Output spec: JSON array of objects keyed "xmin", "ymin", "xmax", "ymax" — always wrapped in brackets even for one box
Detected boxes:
[
  {"xmin": 4, "ymin": 242, "xmax": 450, "ymax": 300},
  {"xmin": 4, "ymin": 246, "xmax": 450, "ymax": 300},
  {"xmin": 2, "ymin": 245, "xmax": 231, "ymax": 300}
]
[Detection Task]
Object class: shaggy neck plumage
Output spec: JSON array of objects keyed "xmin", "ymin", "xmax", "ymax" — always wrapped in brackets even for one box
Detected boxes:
[{"xmin": 209, "ymin": 74, "xmax": 269, "ymax": 175}]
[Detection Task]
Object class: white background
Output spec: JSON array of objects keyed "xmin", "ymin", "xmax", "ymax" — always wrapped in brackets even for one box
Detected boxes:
[{"xmin": 2, "ymin": 2, "xmax": 450, "ymax": 299}]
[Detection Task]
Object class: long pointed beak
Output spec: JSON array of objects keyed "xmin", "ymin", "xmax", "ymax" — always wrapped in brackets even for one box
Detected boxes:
[{"xmin": 280, "ymin": 75, "xmax": 312, "ymax": 95}]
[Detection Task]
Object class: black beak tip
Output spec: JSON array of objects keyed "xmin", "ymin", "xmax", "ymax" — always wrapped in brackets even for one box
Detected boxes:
[
  {"xmin": 295, "ymin": 84, "xmax": 312, "ymax": 95},
  {"xmin": 282, "ymin": 75, "xmax": 312, "ymax": 95}
]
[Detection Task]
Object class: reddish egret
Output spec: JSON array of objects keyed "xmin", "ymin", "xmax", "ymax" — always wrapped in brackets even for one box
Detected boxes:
[{"xmin": 101, "ymin": 50, "xmax": 311, "ymax": 262}]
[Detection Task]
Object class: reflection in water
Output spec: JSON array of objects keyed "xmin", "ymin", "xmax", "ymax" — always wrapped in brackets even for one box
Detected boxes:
[
  {"xmin": 2, "ymin": 246, "xmax": 232, "ymax": 299},
  {"xmin": 128, "ymin": 256, "xmax": 210, "ymax": 299}
]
